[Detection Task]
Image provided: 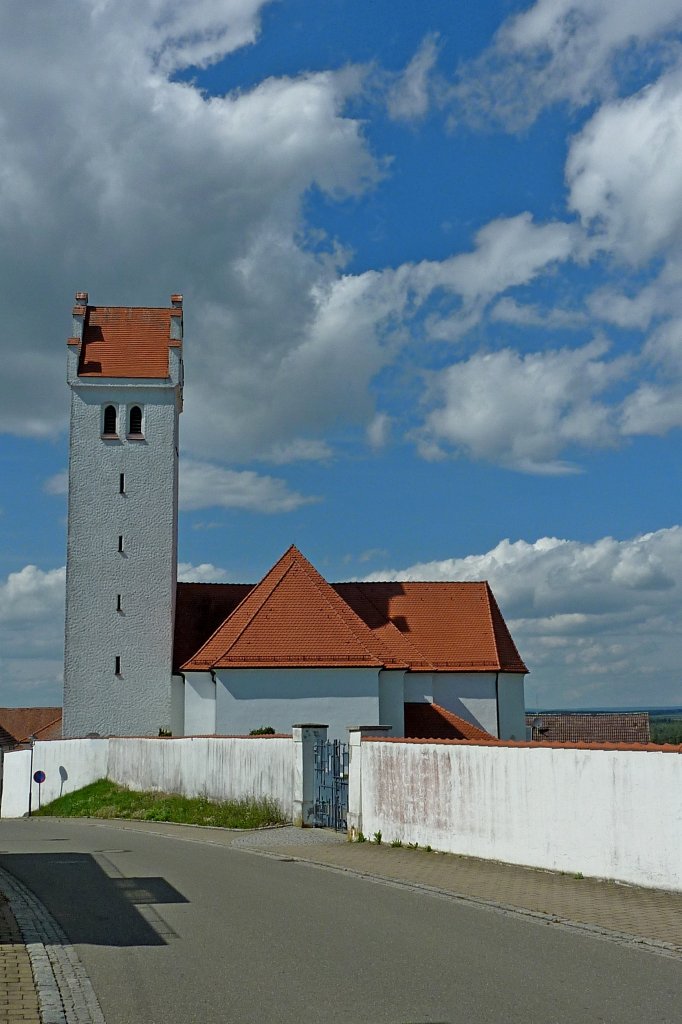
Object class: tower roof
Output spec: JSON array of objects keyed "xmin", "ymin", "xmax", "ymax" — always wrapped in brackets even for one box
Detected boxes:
[{"xmin": 68, "ymin": 293, "xmax": 182, "ymax": 378}]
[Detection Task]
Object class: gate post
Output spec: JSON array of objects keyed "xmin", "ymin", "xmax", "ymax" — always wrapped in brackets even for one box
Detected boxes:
[
  {"xmin": 292, "ymin": 724, "xmax": 328, "ymax": 827},
  {"xmin": 347, "ymin": 725, "xmax": 392, "ymax": 839}
]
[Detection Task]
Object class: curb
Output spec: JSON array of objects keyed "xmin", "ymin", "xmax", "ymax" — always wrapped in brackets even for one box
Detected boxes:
[
  {"xmin": 0, "ymin": 867, "xmax": 106, "ymax": 1024},
  {"xmin": 231, "ymin": 843, "xmax": 682, "ymax": 961}
]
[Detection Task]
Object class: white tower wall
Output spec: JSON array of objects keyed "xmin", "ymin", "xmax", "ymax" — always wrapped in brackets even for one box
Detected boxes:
[{"xmin": 63, "ymin": 297, "xmax": 182, "ymax": 737}]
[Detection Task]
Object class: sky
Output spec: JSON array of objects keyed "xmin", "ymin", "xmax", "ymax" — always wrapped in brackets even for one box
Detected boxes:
[{"xmin": 1, "ymin": 0, "xmax": 681, "ymax": 711}]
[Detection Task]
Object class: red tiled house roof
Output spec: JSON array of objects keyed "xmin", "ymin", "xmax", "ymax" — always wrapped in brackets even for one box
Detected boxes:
[
  {"xmin": 336, "ymin": 581, "xmax": 526, "ymax": 673},
  {"xmin": 526, "ymin": 713, "xmax": 650, "ymax": 744},
  {"xmin": 0, "ymin": 708, "xmax": 62, "ymax": 749},
  {"xmin": 404, "ymin": 703, "xmax": 494, "ymax": 741},
  {"xmin": 173, "ymin": 584, "xmax": 252, "ymax": 673},
  {"xmin": 70, "ymin": 300, "xmax": 181, "ymax": 378},
  {"xmin": 178, "ymin": 546, "xmax": 527, "ymax": 675},
  {"xmin": 183, "ymin": 546, "xmax": 394, "ymax": 670}
]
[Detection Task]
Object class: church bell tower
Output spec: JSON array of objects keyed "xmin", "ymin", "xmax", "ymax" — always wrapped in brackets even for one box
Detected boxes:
[{"xmin": 63, "ymin": 292, "xmax": 183, "ymax": 737}]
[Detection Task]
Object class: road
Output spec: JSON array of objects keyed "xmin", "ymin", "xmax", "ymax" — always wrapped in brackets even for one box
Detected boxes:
[{"xmin": 0, "ymin": 817, "xmax": 680, "ymax": 1024}]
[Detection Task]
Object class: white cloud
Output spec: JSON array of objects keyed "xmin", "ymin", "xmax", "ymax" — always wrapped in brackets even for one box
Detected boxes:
[
  {"xmin": 387, "ymin": 33, "xmax": 440, "ymax": 121},
  {"xmin": 418, "ymin": 339, "xmax": 629, "ymax": 473},
  {"xmin": 620, "ymin": 320, "xmax": 682, "ymax": 435},
  {"xmin": 265, "ymin": 439, "xmax": 333, "ymax": 464},
  {"xmin": 366, "ymin": 412, "xmax": 392, "ymax": 450},
  {"xmin": 0, "ymin": 2, "xmax": 382, "ymax": 457},
  {"xmin": 0, "ymin": 565, "xmax": 66, "ymax": 706},
  {"xmin": 414, "ymin": 213, "xmax": 579, "ymax": 306},
  {"xmin": 364, "ymin": 527, "xmax": 682, "ymax": 707},
  {"xmin": 179, "ymin": 459, "xmax": 318, "ymax": 513},
  {"xmin": 44, "ymin": 471, "xmax": 68, "ymax": 496},
  {"xmin": 177, "ymin": 562, "xmax": 230, "ymax": 582},
  {"xmin": 0, "ymin": 565, "xmax": 65, "ymax": 625},
  {"xmin": 449, "ymin": 0, "xmax": 682, "ymax": 129},
  {"xmin": 490, "ymin": 297, "xmax": 586, "ymax": 329},
  {"xmin": 567, "ymin": 70, "xmax": 682, "ymax": 263}
]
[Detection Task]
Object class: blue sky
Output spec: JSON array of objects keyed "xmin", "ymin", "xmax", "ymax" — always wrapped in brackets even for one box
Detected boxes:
[{"xmin": 1, "ymin": 0, "xmax": 681, "ymax": 710}]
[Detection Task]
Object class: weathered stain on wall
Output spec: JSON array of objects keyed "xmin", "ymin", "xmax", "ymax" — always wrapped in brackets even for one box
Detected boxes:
[{"xmin": 357, "ymin": 739, "xmax": 682, "ymax": 891}]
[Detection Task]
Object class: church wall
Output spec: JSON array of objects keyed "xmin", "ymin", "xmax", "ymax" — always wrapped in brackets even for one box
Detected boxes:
[
  {"xmin": 215, "ymin": 667, "xmax": 380, "ymax": 741},
  {"xmin": 378, "ymin": 670, "xmax": 405, "ymax": 735},
  {"xmin": 404, "ymin": 672, "xmax": 500, "ymax": 736},
  {"xmin": 184, "ymin": 672, "xmax": 216, "ymax": 735},
  {"xmin": 170, "ymin": 674, "xmax": 185, "ymax": 736},
  {"xmin": 497, "ymin": 673, "xmax": 526, "ymax": 740}
]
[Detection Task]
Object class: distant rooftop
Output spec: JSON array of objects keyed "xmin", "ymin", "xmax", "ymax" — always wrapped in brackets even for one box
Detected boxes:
[{"xmin": 526, "ymin": 712, "xmax": 650, "ymax": 745}]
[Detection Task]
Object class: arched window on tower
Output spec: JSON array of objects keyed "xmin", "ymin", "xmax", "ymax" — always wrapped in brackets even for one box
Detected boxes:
[
  {"xmin": 103, "ymin": 405, "xmax": 117, "ymax": 436},
  {"xmin": 128, "ymin": 405, "xmax": 143, "ymax": 436}
]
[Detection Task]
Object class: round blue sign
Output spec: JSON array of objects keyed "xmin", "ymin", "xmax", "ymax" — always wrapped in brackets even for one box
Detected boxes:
[{"xmin": 33, "ymin": 770, "xmax": 46, "ymax": 784}]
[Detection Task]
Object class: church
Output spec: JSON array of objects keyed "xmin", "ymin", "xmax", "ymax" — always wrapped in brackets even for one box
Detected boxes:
[{"xmin": 63, "ymin": 294, "xmax": 527, "ymax": 742}]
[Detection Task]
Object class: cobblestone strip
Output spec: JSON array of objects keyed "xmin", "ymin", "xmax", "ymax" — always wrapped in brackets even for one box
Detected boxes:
[{"xmin": 0, "ymin": 868, "xmax": 105, "ymax": 1024}]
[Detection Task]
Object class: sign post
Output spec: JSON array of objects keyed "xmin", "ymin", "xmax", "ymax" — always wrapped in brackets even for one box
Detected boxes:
[{"xmin": 33, "ymin": 770, "xmax": 46, "ymax": 812}]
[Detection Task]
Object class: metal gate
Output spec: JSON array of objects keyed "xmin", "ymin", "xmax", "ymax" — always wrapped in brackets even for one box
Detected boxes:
[{"xmin": 313, "ymin": 739, "xmax": 349, "ymax": 830}]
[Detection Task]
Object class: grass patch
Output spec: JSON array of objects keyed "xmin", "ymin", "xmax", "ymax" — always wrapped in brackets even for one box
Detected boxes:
[{"xmin": 34, "ymin": 779, "xmax": 288, "ymax": 829}]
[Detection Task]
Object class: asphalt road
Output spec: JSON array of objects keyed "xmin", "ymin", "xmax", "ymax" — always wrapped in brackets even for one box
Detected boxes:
[{"xmin": 0, "ymin": 818, "xmax": 680, "ymax": 1024}]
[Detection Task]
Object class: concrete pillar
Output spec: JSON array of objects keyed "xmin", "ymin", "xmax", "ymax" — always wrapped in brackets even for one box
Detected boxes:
[
  {"xmin": 292, "ymin": 724, "xmax": 328, "ymax": 827},
  {"xmin": 347, "ymin": 725, "xmax": 392, "ymax": 839}
]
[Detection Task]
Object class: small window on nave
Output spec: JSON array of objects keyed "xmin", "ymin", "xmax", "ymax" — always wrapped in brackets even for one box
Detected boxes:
[
  {"xmin": 103, "ymin": 405, "xmax": 117, "ymax": 436},
  {"xmin": 128, "ymin": 405, "xmax": 143, "ymax": 436}
]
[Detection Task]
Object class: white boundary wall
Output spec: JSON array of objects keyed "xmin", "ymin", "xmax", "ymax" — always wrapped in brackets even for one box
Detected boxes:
[
  {"xmin": 107, "ymin": 737, "xmax": 293, "ymax": 815},
  {"xmin": 355, "ymin": 739, "xmax": 682, "ymax": 891},
  {"xmin": 1, "ymin": 736, "xmax": 293, "ymax": 819}
]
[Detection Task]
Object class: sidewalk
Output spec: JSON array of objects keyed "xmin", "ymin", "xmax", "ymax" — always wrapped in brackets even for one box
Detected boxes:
[
  {"xmin": 0, "ymin": 894, "xmax": 40, "ymax": 1023},
  {"xmin": 232, "ymin": 826, "xmax": 682, "ymax": 956},
  {"xmin": 0, "ymin": 865, "xmax": 105, "ymax": 1024}
]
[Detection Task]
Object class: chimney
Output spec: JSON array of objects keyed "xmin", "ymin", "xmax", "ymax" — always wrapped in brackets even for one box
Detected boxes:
[
  {"xmin": 170, "ymin": 294, "xmax": 183, "ymax": 343},
  {"xmin": 69, "ymin": 290, "xmax": 89, "ymax": 346}
]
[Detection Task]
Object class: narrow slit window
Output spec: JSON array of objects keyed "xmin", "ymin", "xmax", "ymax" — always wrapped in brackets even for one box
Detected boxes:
[
  {"xmin": 128, "ymin": 405, "xmax": 143, "ymax": 436},
  {"xmin": 115, "ymin": 656, "xmax": 121, "ymax": 676},
  {"xmin": 118, "ymin": 535, "xmax": 124, "ymax": 552},
  {"xmin": 119, "ymin": 472, "xmax": 125, "ymax": 494},
  {"xmin": 116, "ymin": 594, "xmax": 122, "ymax": 612},
  {"xmin": 103, "ymin": 405, "xmax": 117, "ymax": 436}
]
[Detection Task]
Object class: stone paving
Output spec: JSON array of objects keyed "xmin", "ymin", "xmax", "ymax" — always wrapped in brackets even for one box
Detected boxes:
[
  {"xmin": 0, "ymin": 867, "xmax": 105, "ymax": 1024},
  {"xmin": 234, "ymin": 826, "xmax": 682, "ymax": 957},
  {"xmin": 0, "ymin": 893, "xmax": 40, "ymax": 1024}
]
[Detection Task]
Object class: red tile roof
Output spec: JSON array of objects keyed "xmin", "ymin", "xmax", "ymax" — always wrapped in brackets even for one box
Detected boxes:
[
  {"xmin": 77, "ymin": 305, "xmax": 178, "ymax": 378},
  {"xmin": 404, "ymin": 702, "xmax": 494, "ymax": 741},
  {"xmin": 178, "ymin": 547, "xmax": 527, "ymax": 674},
  {"xmin": 0, "ymin": 708, "xmax": 62, "ymax": 748},
  {"xmin": 173, "ymin": 583, "xmax": 252, "ymax": 673},
  {"xmin": 182, "ymin": 546, "xmax": 390, "ymax": 670},
  {"xmin": 337, "ymin": 581, "xmax": 527, "ymax": 673},
  {"xmin": 526, "ymin": 713, "xmax": 650, "ymax": 744}
]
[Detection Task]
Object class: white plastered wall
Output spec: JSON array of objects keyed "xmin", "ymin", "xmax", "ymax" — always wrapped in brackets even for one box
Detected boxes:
[
  {"xmin": 378, "ymin": 670, "xmax": 405, "ymax": 735},
  {"xmin": 404, "ymin": 672, "xmax": 499, "ymax": 736},
  {"xmin": 357, "ymin": 740, "xmax": 682, "ymax": 891},
  {"xmin": 184, "ymin": 672, "xmax": 216, "ymax": 735},
  {"xmin": 63, "ymin": 378, "xmax": 180, "ymax": 738},
  {"xmin": 497, "ymin": 673, "xmax": 526, "ymax": 740},
  {"xmin": 215, "ymin": 667, "xmax": 380, "ymax": 741},
  {"xmin": 0, "ymin": 740, "xmax": 110, "ymax": 817}
]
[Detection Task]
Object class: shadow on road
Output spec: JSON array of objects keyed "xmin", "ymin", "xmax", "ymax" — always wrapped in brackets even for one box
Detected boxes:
[{"xmin": 0, "ymin": 852, "xmax": 188, "ymax": 946}]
